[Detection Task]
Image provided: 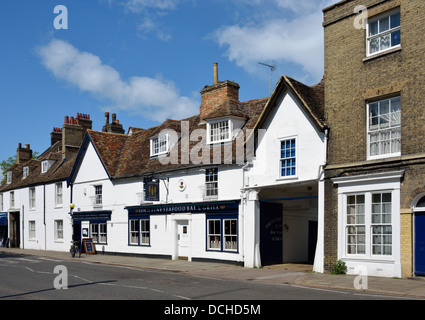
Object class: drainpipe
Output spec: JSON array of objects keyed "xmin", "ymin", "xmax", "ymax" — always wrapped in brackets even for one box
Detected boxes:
[
  {"xmin": 240, "ymin": 162, "xmax": 251, "ymax": 263},
  {"xmin": 314, "ymin": 128, "xmax": 328, "ymax": 274},
  {"xmin": 44, "ymin": 184, "xmax": 46, "ymax": 250},
  {"xmin": 22, "ymin": 205, "xmax": 24, "ymax": 250}
]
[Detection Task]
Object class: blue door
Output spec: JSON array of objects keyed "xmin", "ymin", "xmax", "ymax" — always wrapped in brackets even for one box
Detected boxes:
[
  {"xmin": 415, "ymin": 214, "xmax": 425, "ymax": 275},
  {"xmin": 260, "ymin": 203, "xmax": 283, "ymax": 266}
]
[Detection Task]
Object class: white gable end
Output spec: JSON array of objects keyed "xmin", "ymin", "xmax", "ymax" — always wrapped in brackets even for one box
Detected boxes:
[
  {"xmin": 73, "ymin": 142, "xmax": 110, "ymax": 184},
  {"xmin": 249, "ymin": 90, "xmax": 326, "ymax": 187}
]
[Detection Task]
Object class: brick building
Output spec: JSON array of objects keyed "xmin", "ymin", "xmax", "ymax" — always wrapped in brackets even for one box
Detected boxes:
[{"xmin": 323, "ymin": 0, "xmax": 425, "ymax": 277}]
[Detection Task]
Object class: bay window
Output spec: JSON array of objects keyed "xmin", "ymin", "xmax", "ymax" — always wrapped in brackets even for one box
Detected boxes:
[{"xmin": 345, "ymin": 192, "xmax": 393, "ymax": 257}]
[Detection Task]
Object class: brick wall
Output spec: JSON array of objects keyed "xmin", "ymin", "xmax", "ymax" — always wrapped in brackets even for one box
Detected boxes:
[
  {"xmin": 323, "ymin": 0, "xmax": 425, "ymax": 276},
  {"xmin": 200, "ymin": 81, "xmax": 240, "ymax": 121}
]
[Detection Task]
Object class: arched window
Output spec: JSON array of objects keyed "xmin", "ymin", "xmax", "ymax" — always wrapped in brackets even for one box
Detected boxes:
[{"xmin": 417, "ymin": 196, "xmax": 425, "ymax": 208}]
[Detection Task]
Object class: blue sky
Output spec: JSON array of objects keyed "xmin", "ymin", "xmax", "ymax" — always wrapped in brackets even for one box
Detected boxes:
[{"xmin": 0, "ymin": 0, "xmax": 335, "ymax": 162}]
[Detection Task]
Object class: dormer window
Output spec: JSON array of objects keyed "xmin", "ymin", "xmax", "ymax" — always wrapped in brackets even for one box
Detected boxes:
[
  {"xmin": 150, "ymin": 134, "xmax": 169, "ymax": 157},
  {"xmin": 41, "ymin": 160, "xmax": 55, "ymax": 174},
  {"xmin": 23, "ymin": 167, "xmax": 29, "ymax": 179},
  {"xmin": 6, "ymin": 171, "xmax": 12, "ymax": 185},
  {"xmin": 207, "ymin": 119, "xmax": 231, "ymax": 144}
]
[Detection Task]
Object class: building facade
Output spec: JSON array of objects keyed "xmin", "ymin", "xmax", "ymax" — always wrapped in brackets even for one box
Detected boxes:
[
  {"xmin": 323, "ymin": 0, "xmax": 425, "ymax": 278},
  {"xmin": 0, "ymin": 114, "xmax": 92, "ymax": 252},
  {"xmin": 61, "ymin": 66, "xmax": 326, "ymax": 268}
]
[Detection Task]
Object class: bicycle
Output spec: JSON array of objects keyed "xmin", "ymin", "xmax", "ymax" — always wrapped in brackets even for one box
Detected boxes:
[{"xmin": 70, "ymin": 241, "xmax": 81, "ymax": 258}]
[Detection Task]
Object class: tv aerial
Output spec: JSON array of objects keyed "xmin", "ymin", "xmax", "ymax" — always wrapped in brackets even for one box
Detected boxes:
[{"xmin": 258, "ymin": 62, "xmax": 276, "ymax": 96}]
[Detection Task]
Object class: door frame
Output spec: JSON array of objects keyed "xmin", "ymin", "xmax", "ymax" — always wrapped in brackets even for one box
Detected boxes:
[{"xmin": 170, "ymin": 214, "xmax": 192, "ymax": 261}]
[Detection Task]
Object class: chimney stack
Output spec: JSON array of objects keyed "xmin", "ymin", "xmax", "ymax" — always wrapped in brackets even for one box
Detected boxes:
[
  {"xmin": 62, "ymin": 113, "xmax": 92, "ymax": 159},
  {"xmin": 50, "ymin": 127, "xmax": 62, "ymax": 146},
  {"xmin": 16, "ymin": 143, "xmax": 33, "ymax": 164},
  {"xmin": 102, "ymin": 112, "xmax": 125, "ymax": 134},
  {"xmin": 200, "ymin": 63, "xmax": 240, "ymax": 121}
]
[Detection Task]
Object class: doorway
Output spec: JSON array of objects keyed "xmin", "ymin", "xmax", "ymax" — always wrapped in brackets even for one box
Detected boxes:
[
  {"xmin": 9, "ymin": 212, "xmax": 20, "ymax": 248},
  {"xmin": 177, "ymin": 220, "xmax": 189, "ymax": 258},
  {"xmin": 415, "ymin": 213, "xmax": 425, "ymax": 275}
]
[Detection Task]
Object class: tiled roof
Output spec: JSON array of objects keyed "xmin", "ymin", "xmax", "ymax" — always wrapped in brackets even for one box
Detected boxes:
[
  {"xmin": 253, "ymin": 75, "xmax": 326, "ymax": 133},
  {"xmin": 81, "ymin": 97, "xmax": 270, "ymax": 181},
  {"xmin": 0, "ymin": 142, "xmax": 78, "ymax": 192}
]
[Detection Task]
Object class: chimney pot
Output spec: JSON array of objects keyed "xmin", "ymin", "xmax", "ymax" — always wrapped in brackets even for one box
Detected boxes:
[
  {"xmin": 105, "ymin": 112, "xmax": 110, "ymax": 125},
  {"xmin": 65, "ymin": 116, "xmax": 69, "ymax": 124},
  {"xmin": 214, "ymin": 62, "xmax": 219, "ymax": 85},
  {"xmin": 70, "ymin": 117, "xmax": 75, "ymax": 124}
]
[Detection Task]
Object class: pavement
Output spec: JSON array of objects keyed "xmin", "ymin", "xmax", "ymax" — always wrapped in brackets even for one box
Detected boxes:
[{"xmin": 1, "ymin": 247, "xmax": 425, "ymax": 299}]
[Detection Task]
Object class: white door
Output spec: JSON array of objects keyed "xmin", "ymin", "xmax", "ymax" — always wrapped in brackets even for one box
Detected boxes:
[{"xmin": 177, "ymin": 221, "xmax": 189, "ymax": 258}]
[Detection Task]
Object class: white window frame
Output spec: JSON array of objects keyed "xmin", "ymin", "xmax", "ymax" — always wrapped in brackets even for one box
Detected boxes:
[
  {"xmin": 366, "ymin": 8, "xmax": 401, "ymax": 57},
  {"xmin": 6, "ymin": 171, "xmax": 12, "ymax": 185},
  {"xmin": 333, "ymin": 171, "xmax": 402, "ymax": 277},
  {"xmin": 94, "ymin": 185, "xmax": 102, "ymax": 206},
  {"xmin": 207, "ymin": 119, "xmax": 232, "ymax": 144},
  {"xmin": 279, "ymin": 137, "xmax": 297, "ymax": 178},
  {"xmin": 223, "ymin": 219, "xmax": 238, "ymax": 252},
  {"xmin": 207, "ymin": 219, "xmax": 221, "ymax": 251},
  {"xmin": 41, "ymin": 161, "xmax": 48, "ymax": 174},
  {"xmin": 29, "ymin": 187, "xmax": 36, "ymax": 209},
  {"xmin": 54, "ymin": 220, "xmax": 64, "ymax": 241},
  {"xmin": 367, "ymin": 96, "xmax": 401, "ymax": 160},
  {"xmin": 10, "ymin": 192, "xmax": 15, "ymax": 209},
  {"xmin": 91, "ymin": 222, "xmax": 107, "ymax": 244},
  {"xmin": 55, "ymin": 182, "xmax": 63, "ymax": 207},
  {"xmin": 23, "ymin": 167, "xmax": 29, "ymax": 179},
  {"xmin": 150, "ymin": 134, "xmax": 169, "ymax": 157},
  {"xmin": 29, "ymin": 221, "xmax": 36, "ymax": 240},
  {"xmin": 205, "ymin": 168, "xmax": 218, "ymax": 199}
]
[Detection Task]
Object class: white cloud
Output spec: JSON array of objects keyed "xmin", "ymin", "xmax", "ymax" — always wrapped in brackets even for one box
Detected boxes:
[
  {"xmin": 125, "ymin": 0, "xmax": 179, "ymax": 13},
  {"xmin": 213, "ymin": 0, "xmax": 334, "ymax": 82},
  {"xmin": 37, "ymin": 39, "xmax": 198, "ymax": 122}
]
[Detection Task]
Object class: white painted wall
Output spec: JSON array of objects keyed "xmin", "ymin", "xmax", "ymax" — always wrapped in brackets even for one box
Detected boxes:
[
  {"xmin": 70, "ymin": 140, "xmax": 244, "ymax": 263},
  {"xmin": 248, "ymin": 91, "xmax": 325, "ymax": 188}
]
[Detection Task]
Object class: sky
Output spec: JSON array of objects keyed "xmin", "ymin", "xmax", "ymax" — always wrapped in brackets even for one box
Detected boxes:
[{"xmin": 0, "ymin": 0, "xmax": 336, "ymax": 163}]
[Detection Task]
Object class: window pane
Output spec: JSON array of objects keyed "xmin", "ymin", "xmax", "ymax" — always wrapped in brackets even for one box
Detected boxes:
[
  {"xmin": 369, "ymin": 20, "xmax": 378, "ymax": 36},
  {"xmin": 391, "ymin": 29, "xmax": 401, "ymax": 46},
  {"xmin": 379, "ymin": 17, "xmax": 389, "ymax": 32},
  {"xmin": 390, "ymin": 12, "xmax": 400, "ymax": 29},
  {"xmin": 208, "ymin": 219, "xmax": 221, "ymax": 250}
]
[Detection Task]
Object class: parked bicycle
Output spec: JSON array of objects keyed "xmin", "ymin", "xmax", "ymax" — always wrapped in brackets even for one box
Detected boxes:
[{"xmin": 70, "ymin": 241, "xmax": 81, "ymax": 258}]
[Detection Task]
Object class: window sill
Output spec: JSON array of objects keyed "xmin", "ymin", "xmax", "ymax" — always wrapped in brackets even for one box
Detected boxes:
[
  {"xmin": 276, "ymin": 176, "xmax": 298, "ymax": 182},
  {"xmin": 367, "ymin": 153, "xmax": 401, "ymax": 162},
  {"xmin": 363, "ymin": 46, "xmax": 402, "ymax": 63}
]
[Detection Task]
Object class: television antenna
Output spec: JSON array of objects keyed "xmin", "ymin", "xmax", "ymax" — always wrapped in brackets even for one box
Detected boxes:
[{"xmin": 258, "ymin": 62, "xmax": 276, "ymax": 95}]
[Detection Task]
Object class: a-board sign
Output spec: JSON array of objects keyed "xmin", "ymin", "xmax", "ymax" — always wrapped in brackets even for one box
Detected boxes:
[{"xmin": 82, "ymin": 238, "xmax": 96, "ymax": 255}]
